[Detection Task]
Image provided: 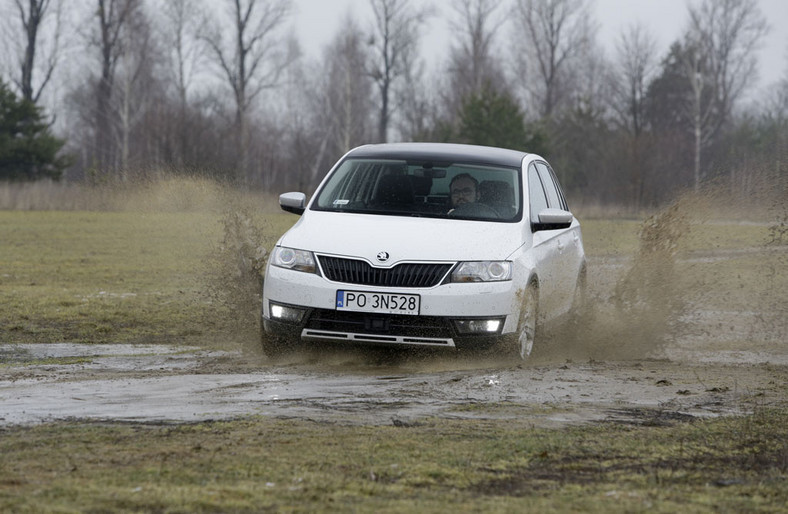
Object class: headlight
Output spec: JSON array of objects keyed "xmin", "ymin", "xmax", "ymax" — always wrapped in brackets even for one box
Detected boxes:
[
  {"xmin": 271, "ymin": 246, "xmax": 317, "ymax": 273},
  {"xmin": 451, "ymin": 261, "xmax": 512, "ymax": 282}
]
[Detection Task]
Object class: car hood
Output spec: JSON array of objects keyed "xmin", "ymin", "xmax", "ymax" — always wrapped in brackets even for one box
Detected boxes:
[{"xmin": 279, "ymin": 211, "xmax": 523, "ymax": 264}]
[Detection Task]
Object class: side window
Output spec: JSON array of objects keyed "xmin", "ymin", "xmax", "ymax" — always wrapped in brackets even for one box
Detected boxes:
[
  {"xmin": 528, "ymin": 164, "xmax": 548, "ymax": 221},
  {"xmin": 548, "ymin": 164, "xmax": 569, "ymax": 210},
  {"xmin": 535, "ymin": 162, "xmax": 561, "ymax": 209},
  {"xmin": 536, "ymin": 162, "xmax": 569, "ymax": 210}
]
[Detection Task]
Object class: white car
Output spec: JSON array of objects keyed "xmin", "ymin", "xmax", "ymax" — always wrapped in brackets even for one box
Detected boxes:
[{"xmin": 262, "ymin": 143, "xmax": 586, "ymax": 360}]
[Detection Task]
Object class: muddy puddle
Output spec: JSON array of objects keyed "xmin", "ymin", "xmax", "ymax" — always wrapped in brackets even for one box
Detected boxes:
[{"xmin": 1, "ymin": 337, "xmax": 786, "ymax": 428}]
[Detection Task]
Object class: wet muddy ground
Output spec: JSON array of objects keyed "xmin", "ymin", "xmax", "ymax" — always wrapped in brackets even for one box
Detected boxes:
[{"xmin": 2, "ymin": 329, "xmax": 786, "ymax": 428}]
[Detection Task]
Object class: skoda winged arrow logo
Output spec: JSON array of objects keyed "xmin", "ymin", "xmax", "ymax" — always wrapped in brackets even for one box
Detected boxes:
[{"xmin": 376, "ymin": 251, "xmax": 390, "ymax": 263}]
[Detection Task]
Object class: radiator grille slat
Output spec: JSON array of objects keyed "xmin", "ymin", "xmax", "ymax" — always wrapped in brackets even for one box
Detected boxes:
[{"xmin": 318, "ymin": 256, "xmax": 452, "ymax": 288}]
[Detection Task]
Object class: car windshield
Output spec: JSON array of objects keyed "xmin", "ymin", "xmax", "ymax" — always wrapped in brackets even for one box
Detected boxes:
[{"xmin": 312, "ymin": 158, "xmax": 522, "ymax": 222}]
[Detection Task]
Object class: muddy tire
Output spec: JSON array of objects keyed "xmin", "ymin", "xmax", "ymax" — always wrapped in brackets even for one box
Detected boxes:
[
  {"xmin": 571, "ymin": 268, "xmax": 588, "ymax": 320},
  {"xmin": 567, "ymin": 268, "xmax": 591, "ymax": 341},
  {"xmin": 498, "ymin": 283, "xmax": 539, "ymax": 361}
]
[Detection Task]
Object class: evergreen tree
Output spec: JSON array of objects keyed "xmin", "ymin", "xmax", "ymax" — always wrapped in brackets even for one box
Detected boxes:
[
  {"xmin": 457, "ymin": 85, "xmax": 546, "ymax": 153},
  {"xmin": 0, "ymin": 80, "xmax": 68, "ymax": 181}
]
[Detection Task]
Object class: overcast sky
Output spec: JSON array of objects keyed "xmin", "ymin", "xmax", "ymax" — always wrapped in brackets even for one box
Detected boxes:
[{"xmin": 292, "ymin": 0, "xmax": 788, "ymax": 91}]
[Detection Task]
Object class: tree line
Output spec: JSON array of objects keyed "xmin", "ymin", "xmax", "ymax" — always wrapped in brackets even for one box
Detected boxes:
[{"xmin": 1, "ymin": 0, "xmax": 786, "ymax": 209}]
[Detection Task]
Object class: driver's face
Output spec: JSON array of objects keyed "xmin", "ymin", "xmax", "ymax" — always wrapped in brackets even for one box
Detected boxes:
[{"xmin": 450, "ymin": 177, "xmax": 478, "ymax": 206}]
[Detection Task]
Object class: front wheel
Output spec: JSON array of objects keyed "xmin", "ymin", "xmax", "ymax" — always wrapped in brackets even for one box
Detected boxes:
[
  {"xmin": 567, "ymin": 268, "xmax": 591, "ymax": 340},
  {"xmin": 496, "ymin": 284, "xmax": 539, "ymax": 361},
  {"xmin": 515, "ymin": 285, "xmax": 539, "ymax": 360}
]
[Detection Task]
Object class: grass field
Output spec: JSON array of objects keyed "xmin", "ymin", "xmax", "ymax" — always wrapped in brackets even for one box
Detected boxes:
[
  {"xmin": 1, "ymin": 181, "xmax": 787, "ymax": 512},
  {"xmin": 0, "ymin": 209, "xmax": 293, "ymax": 347},
  {"xmin": 1, "ymin": 411, "xmax": 786, "ymax": 512}
]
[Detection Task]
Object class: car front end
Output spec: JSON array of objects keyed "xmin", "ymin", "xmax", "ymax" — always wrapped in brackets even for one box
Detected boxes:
[{"xmin": 262, "ymin": 212, "xmax": 530, "ymax": 352}]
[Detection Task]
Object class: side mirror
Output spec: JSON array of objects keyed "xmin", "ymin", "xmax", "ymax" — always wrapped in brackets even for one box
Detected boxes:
[
  {"xmin": 532, "ymin": 208, "xmax": 573, "ymax": 232},
  {"xmin": 279, "ymin": 192, "xmax": 306, "ymax": 215}
]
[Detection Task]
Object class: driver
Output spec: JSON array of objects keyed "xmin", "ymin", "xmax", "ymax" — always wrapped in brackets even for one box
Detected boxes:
[{"xmin": 448, "ymin": 173, "xmax": 480, "ymax": 212}]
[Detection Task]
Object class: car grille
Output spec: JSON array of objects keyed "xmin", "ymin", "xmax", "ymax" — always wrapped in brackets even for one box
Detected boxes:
[
  {"xmin": 304, "ymin": 309, "xmax": 452, "ymax": 339},
  {"xmin": 318, "ymin": 256, "xmax": 452, "ymax": 288}
]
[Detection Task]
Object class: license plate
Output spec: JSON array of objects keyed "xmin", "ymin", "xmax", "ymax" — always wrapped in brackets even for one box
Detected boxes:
[{"xmin": 336, "ymin": 290, "xmax": 420, "ymax": 315}]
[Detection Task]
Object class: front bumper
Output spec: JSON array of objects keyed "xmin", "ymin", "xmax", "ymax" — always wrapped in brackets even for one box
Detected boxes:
[
  {"xmin": 262, "ymin": 264, "xmax": 523, "ymax": 351},
  {"xmin": 263, "ymin": 308, "xmax": 505, "ymax": 350}
]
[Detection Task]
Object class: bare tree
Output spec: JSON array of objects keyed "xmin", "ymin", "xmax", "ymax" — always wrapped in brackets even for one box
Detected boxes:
[
  {"xmin": 160, "ymin": 0, "xmax": 205, "ymax": 108},
  {"xmin": 89, "ymin": 0, "xmax": 139, "ymax": 174},
  {"xmin": 611, "ymin": 24, "xmax": 657, "ymax": 138},
  {"xmin": 319, "ymin": 15, "xmax": 374, "ymax": 157},
  {"xmin": 684, "ymin": 0, "xmax": 768, "ymax": 190},
  {"xmin": 5, "ymin": 0, "xmax": 65, "ymax": 103},
  {"xmin": 512, "ymin": 0, "xmax": 595, "ymax": 118},
  {"xmin": 444, "ymin": 0, "xmax": 507, "ymax": 121},
  {"xmin": 202, "ymin": 0, "xmax": 293, "ymax": 183},
  {"xmin": 113, "ymin": 6, "xmax": 158, "ymax": 174},
  {"xmin": 397, "ymin": 55, "xmax": 437, "ymax": 141},
  {"xmin": 762, "ymin": 60, "xmax": 788, "ymax": 124},
  {"xmin": 158, "ymin": 0, "xmax": 207, "ymax": 166},
  {"xmin": 610, "ymin": 23, "xmax": 658, "ymax": 208},
  {"xmin": 366, "ymin": 0, "xmax": 431, "ymax": 142}
]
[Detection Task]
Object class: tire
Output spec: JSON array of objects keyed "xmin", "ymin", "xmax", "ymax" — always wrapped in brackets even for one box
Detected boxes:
[
  {"xmin": 515, "ymin": 284, "xmax": 539, "ymax": 360},
  {"xmin": 497, "ymin": 283, "xmax": 539, "ymax": 361},
  {"xmin": 568, "ymin": 267, "xmax": 590, "ymax": 338},
  {"xmin": 571, "ymin": 267, "xmax": 588, "ymax": 319}
]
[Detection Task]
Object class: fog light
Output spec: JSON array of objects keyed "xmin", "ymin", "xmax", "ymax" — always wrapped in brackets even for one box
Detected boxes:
[
  {"xmin": 269, "ymin": 302, "xmax": 305, "ymax": 323},
  {"xmin": 453, "ymin": 318, "xmax": 504, "ymax": 335}
]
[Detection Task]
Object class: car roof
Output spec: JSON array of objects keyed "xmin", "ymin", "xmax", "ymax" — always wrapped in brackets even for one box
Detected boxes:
[{"xmin": 346, "ymin": 143, "xmax": 529, "ymax": 168}]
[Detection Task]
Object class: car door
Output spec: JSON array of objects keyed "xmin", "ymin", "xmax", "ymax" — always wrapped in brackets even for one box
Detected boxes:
[{"xmin": 535, "ymin": 161, "xmax": 582, "ymax": 316}]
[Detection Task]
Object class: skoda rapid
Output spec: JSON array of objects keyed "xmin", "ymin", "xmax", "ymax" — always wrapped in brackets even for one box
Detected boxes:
[{"xmin": 261, "ymin": 143, "xmax": 586, "ymax": 360}]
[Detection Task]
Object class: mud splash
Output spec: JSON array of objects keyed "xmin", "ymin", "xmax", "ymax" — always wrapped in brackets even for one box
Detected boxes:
[
  {"xmin": 555, "ymin": 184, "xmax": 788, "ymax": 364},
  {"xmin": 117, "ymin": 175, "xmax": 277, "ymax": 354},
  {"xmin": 537, "ymin": 198, "xmax": 691, "ymax": 363},
  {"xmin": 757, "ymin": 188, "xmax": 788, "ymax": 343},
  {"xmin": 203, "ymin": 202, "xmax": 269, "ymax": 353},
  {"xmin": 596, "ymin": 200, "xmax": 689, "ymax": 359}
]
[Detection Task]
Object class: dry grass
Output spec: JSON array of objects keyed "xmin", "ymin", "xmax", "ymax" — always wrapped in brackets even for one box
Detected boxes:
[{"xmin": 0, "ymin": 175, "xmax": 282, "ymax": 213}]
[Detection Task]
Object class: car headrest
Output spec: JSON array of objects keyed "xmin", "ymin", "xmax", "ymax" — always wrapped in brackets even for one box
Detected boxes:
[
  {"xmin": 479, "ymin": 180, "xmax": 514, "ymax": 205},
  {"xmin": 374, "ymin": 175, "xmax": 415, "ymax": 205}
]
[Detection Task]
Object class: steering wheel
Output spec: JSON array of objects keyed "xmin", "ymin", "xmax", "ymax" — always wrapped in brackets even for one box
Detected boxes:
[{"xmin": 448, "ymin": 202, "xmax": 500, "ymax": 219}]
